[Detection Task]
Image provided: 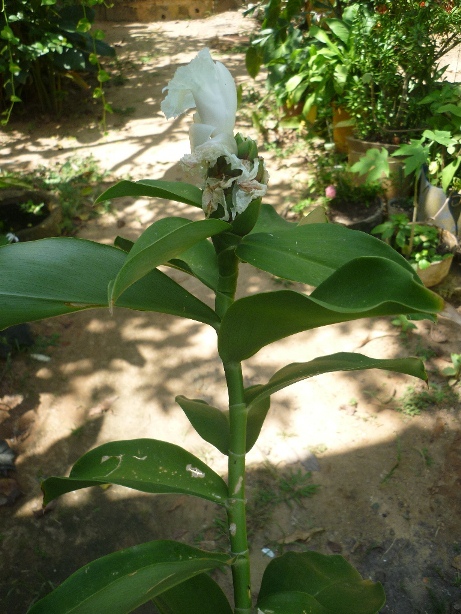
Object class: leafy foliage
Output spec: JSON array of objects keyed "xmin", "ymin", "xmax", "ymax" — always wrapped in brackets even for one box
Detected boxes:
[{"xmin": 0, "ymin": 0, "xmax": 114, "ymax": 123}]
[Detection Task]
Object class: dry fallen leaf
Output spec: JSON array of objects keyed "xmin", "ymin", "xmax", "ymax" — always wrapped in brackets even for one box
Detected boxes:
[
  {"xmin": 277, "ymin": 527, "xmax": 325, "ymax": 545},
  {"xmin": 88, "ymin": 395, "xmax": 118, "ymax": 417}
]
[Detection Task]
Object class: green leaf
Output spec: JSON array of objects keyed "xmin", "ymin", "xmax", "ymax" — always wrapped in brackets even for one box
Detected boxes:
[
  {"xmin": 96, "ymin": 180, "xmax": 203, "ymax": 208},
  {"xmin": 153, "ymin": 572, "xmax": 233, "ymax": 614},
  {"xmin": 168, "ymin": 237, "xmax": 220, "ymax": 290},
  {"xmin": 176, "ymin": 396, "xmax": 230, "ymax": 455},
  {"xmin": 218, "ymin": 258, "xmax": 442, "ymax": 362},
  {"xmin": 257, "ymin": 551, "xmax": 385, "ymax": 614},
  {"xmin": 326, "ymin": 18, "xmax": 351, "ymax": 44},
  {"xmin": 237, "ymin": 223, "xmax": 417, "ymax": 288},
  {"xmin": 309, "ymin": 257, "xmax": 443, "ymax": 314},
  {"xmin": 1, "ymin": 26, "xmax": 18, "ymax": 42},
  {"xmin": 245, "ymin": 386, "xmax": 271, "ymax": 452},
  {"xmin": 28, "ymin": 540, "xmax": 232, "ymax": 614},
  {"xmin": 350, "ymin": 147, "xmax": 389, "ymax": 183},
  {"xmin": 0, "ymin": 239, "xmax": 220, "ymax": 329},
  {"xmin": 249, "ymin": 203, "xmax": 295, "ymax": 234},
  {"xmin": 246, "ymin": 353, "xmax": 427, "ymax": 411},
  {"xmin": 422, "ymin": 129, "xmax": 454, "ymax": 146},
  {"xmin": 392, "ymin": 140, "xmax": 430, "ymax": 176},
  {"xmin": 98, "ymin": 69, "xmax": 111, "ymax": 83},
  {"xmin": 109, "ymin": 217, "xmax": 229, "ymax": 304},
  {"xmin": 441, "ymin": 157, "xmax": 461, "ymax": 192},
  {"xmin": 435, "ymin": 103, "xmax": 461, "ymax": 118},
  {"xmin": 176, "ymin": 392, "xmax": 271, "ymax": 454},
  {"xmin": 246, "ymin": 45, "xmax": 263, "ymax": 78},
  {"xmin": 76, "ymin": 17, "xmax": 92, "ymax": 33},
  {"xmin": 258, "ymin": 591, "xmax": 329, "ymax": 613},
  {"xmin": 42, "ymin": 439, "xmax": 228, "ymax": 506}
]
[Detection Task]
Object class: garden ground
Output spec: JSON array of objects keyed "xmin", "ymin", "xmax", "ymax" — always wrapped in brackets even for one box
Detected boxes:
[{"xmin": 1, "ymin": 9, "xmax": 461, "ymax": 614}]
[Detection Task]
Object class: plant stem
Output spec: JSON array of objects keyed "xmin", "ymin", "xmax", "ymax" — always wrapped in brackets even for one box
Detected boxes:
[
  {"xmin": 214, "ymin": 235, "xmax": 252, "ymax": 612},
  {"xmin": 225, "ymin": 361, "xmax": 252, "ymax": 614}
]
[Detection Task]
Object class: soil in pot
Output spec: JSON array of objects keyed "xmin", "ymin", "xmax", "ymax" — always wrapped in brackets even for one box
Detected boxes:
[
  {"xmin": 327, "ymin": 197, "xmax": 384, "ymax": 233},
  {"xmin": 0, "ymin": 189, "xmax": 62, "ymax": 241}
]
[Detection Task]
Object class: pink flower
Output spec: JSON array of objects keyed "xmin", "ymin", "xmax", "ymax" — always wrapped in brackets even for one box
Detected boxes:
[{"xmin": 325, "ymin": 185, "xmax": 336, "ymax": 199}]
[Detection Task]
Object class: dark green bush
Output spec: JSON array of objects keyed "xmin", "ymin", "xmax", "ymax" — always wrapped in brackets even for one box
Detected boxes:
[{"xmin": 0, "ymin": 0, "xmax": 115, "ymax": 123}]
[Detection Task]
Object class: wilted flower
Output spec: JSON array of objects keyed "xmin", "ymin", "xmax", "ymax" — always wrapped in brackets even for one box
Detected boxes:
[{"xmin": 161, "ymin": 48, "xmax": 268, "ymax": 221}]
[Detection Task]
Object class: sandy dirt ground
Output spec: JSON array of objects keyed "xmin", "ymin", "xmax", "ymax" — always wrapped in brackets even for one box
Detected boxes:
[{"xmin": 1, "ymin": 9, "xmax": 461, "ymax": 614}]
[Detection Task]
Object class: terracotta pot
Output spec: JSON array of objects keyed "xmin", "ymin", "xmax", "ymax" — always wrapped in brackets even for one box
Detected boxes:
[
  {"xmin": 346, "ymin": 136, "xmax": 413, "ymax": 201},
  {"xmin": 332, "ymin": 106, "xmax": 354, "ymax": 153},
  {"xmin": 0, "ymin": 189, "xmax": 62, "ymax": 241},
  {"xmin": 281, "ymin": 101, "xmax": 317, "ymax": 124}
]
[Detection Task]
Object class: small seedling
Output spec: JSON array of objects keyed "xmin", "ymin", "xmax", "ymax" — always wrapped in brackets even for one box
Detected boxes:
[
  {"xmin": 442, "ymin": 353, "xmax": 461, "ymax": 384},
  {"xmin": 396, "ymin": 384, "xmax": 459, "ymax": 416},
  {"xmin": 381, "ymin": 438, "xmax": 401, "ymax": 484},
  {"xmin": 391, "ymin": 314, "xmax": 417, "ymax": 335},
  {"xmin": 415, "ymin": 446, "xmax": 434, "ymax": 467}
]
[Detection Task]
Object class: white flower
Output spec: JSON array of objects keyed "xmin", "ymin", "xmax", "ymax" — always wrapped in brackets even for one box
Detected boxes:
[
  {"xmin": 161, "ymin": 47, "xmax": 238, "ymax": 160},
  {"xmin": 6, "ymin": 233, "xmax": 19, "ymax": 243},
  {"xmin": 161, "ymin": 48, "xmax": 269, "ymax": 220}
]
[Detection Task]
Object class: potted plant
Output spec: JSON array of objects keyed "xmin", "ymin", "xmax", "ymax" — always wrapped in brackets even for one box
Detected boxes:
[
  {"xmin": 324, "ymin": 168, "xmax": 385, "ymax": 232},
  {"xmin": 0, "ymin": 187, "xmax": 62, "ymax": 241},
  {"xmin": 293, "ymin": 147, "xmax": 385, "ymax": 231},
  {"xmin": 371, "ymin": 213, "xmax": 457, "ymax": 287},
  {"xmin": 343, "ymin": 1, "xmax": 461, "ymax": 143}
]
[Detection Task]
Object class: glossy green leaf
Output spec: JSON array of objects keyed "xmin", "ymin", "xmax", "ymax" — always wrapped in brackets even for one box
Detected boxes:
[
  {"xmin": 249, "ymin": 203, "xmax": 295, "ymax": 234},
  {"xmin": 246, "ymin": 353, "xmax": 427, "ymax": 411},
  {"xmin": 176, "ymin": 392, "xmax": 271, "ymax": 454},
  {"xmin": 245, "ymin": 386, "xmax": 271, "ymax": 452},
  {"xmin": 28, "ymin": 540, "xmax": 232, "ymax": 614},
  {"xmin": 114, "ymin": 235, "xmax": 133, "ymax": 252},
  {"xmin": 0, "ymin": 239, "xmax": 220, "ymax": 329},
  {"xmin": 309, "ymin": 257, "xmax": 443, "ymax": 313},
  {"xmin": 257, "ymin": 551, "xmax": 385, "ymax": 614},
  {"xmin": 219, "ymin": 258, "xmax": 442, "ymax": 362},
  {"xmin": 110, "ymin": 217, "xmax": 229, "ymax": 304},
  {"xmin": 176, "ymin": 396, "xmax": 230, "ymax": 455},
  {"xmin": 96, "ymin": 180, "xmax": 203, "ymax": 208},
  {"xmin": 168, "ymin": 237, "xmax": 220, "ymax": 290},
  {"xmin": 153, "ymin": 572, "xmax": 233, "ymax": 614},
  {"xmin": 237, "ymin": 222, "xmax": 417, "ymax": 287},
  {"xmin": 42, "ymin": 439, "xmax": 228, "ymax": 506},
  {"xmin": 115, "ymin": 234, "xmax": 220, "ymax": 290},
  {"xmin": 257, "ymin": 591, "xmax": 329, "ymax": 613}
]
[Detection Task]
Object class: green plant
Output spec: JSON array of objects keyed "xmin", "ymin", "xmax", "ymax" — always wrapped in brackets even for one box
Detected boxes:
[
  {"xmin": 393, "ymin": 125, "xmax": 461, "ymax": 193},
  {"xmin": 372, "ymin": 214, "xmax": 453, "ymax": 270},
  {"xmin": 396, "ymin": 383, "xmax": 458, "ymax": 416},
  {"xmin": 0, "ymin": 154, "xmax": 110, "ymax": 234},
  {"xmin": 391, "ymin": 314, "xmax": 417, "ymax": 334},
  {"xmin": 0, "ymin": 0, "xmax": 115, "ymax": 125},
  {"xmin": 442, "ymin": 353, "xmax": 461, "ymax": 383},
  {"xmin": 343, "ymin": 1, "xmax": 461, "ymax": 143},
  {"xmin": 0, "ymin": 48, "xmax": 445, "ymax": 614},
  {"xmin": 294, "ymin": 145, "xmax": 383, "ymax": 215}
]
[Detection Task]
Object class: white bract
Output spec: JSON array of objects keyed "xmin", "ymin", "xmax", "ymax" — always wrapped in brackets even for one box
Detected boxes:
[
  {"xmin": 161, "ymin": 47, "xmax": 238, "ymax": 160},
  {"xmin": 161, "ymin": 48, "xmax": 268, "ymax": 220}
]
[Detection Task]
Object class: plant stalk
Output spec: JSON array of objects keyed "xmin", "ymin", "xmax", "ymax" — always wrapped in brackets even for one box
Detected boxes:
[
  {"xmin": 214, "ymin": 237, "xmax": 252, "ymax": 612},
  {"xmin": 225, "ymin": 361, "xmax": 251, "ymax": 614}
]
